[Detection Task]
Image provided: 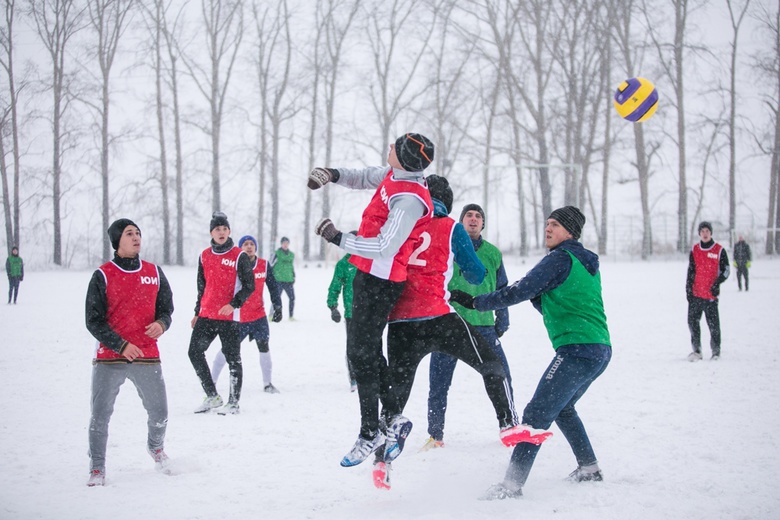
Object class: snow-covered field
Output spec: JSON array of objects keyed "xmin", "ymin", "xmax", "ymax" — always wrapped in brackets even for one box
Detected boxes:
[{"xmin": 1, "ymin": 255, "xmax": 778, "ymax": 519}]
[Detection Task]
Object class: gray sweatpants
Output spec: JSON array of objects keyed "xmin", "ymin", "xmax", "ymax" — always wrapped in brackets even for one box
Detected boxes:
[{"xmin": 88, "ymin": 363, "xmax": 168, "ymax": 472}]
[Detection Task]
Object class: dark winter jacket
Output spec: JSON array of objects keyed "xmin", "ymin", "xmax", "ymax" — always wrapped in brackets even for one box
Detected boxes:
[
  {"xmin": 733, "ymin": 240, "xmax": 751, "ymax": 266},
  {"xmin": 474, "ymin": 239, "xmax": 599, "ymax": 315},
  {"xmin": 6, "ymin": 254, "xmax": 23, "ymax": 280}
]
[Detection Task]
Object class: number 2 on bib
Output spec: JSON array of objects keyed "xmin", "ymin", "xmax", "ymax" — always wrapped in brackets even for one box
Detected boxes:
[{"xmin": 408, "ymin": 232, "xmax": 431, "ymax": 267}]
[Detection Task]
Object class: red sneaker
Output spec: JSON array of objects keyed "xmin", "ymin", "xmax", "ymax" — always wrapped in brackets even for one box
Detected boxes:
[
  {"xmin": 500, "ymin": 425, "xmax": 553, "ymax": 447},
  {"xmin": 372, "ymin": 461, "xmax": 391, "ymax": 490}
]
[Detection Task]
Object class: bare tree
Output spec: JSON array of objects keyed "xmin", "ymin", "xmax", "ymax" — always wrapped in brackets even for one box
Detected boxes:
[
  {"xmin": 159, "ymin": 2, "xmax": 186, "ymax": 265},
  {"xmin": 425, "ymin": 0, "xmax": 478, "ymax": 181},
  {"xmin": 750, "ymin": 0, "xmax": 779, "ymax": 254},
  {"xmin": 0, "ymin": 0, "xmax": 23, "ymax": 252},
  {"xmin": 724, "ymin": 0, "xmax": 752, "ymax": 248},
  {"xmin": 29, "ymin": 0, "xmax": 85, "ymax": 264},
  {"xmin": 550, "ymin": 0, "xmax": 609, "ymax": 210},
  {"xmin": 610, "ymin": 0, "xmax": 658, "ymax": 259},
  {"xmin": 301, "ymin": 0, "xmax": 327, "ymax": 261},
  {"xmin": 85, "ymin": 0, "xmax": 134, "ymax": 261},
  {"xmin": 596, "ymin": 5, "xmax": 614, "ymax": 255},
  {"xmin": 317, "ymin": 0, "xmax": 359, "ymax": 260},
  {"xmin": 251, "ymin": 0, "xmax": 295, "ymax": 251},
  {"xmin": 364, "ymin": 0, "xmax": 436, "ymax": 159},
  {"xmin": 643, "ymin": 0, "xmax": 707, "ymax": 252},
  {"xmin": 0, "ymin": 108, "xmax": 13, "ymax": 250},
  {"xmin": 180, "ymin": 0, "xmax": 244, "ymax": 212},
  {"xmin": 139, "ymin": 0, "xmax": 173, "ymax": 264}
]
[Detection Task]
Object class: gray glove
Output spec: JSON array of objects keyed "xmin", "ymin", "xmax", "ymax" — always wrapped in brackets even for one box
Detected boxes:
[{"xmin": 307, "ymin": 168, "xmax": 339, "ymax": 190}]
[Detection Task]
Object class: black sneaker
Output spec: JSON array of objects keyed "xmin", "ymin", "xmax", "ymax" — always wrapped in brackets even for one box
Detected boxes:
[{"xmin": 567, "ymin": 467, "xmax": 603, "ymax": 482}]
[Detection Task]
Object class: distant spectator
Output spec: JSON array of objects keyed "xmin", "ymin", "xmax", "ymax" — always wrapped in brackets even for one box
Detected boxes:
[
  {"xmin": 733, "ymin": 236, "xmax": 751, "ymax": 291},
  {"xmin": 270, "ymin": 237, "xmax": 296, "ymax": 320},
  {"xmin": 6, "ymin": 246, "xmax": 23, "ymax": 304}
]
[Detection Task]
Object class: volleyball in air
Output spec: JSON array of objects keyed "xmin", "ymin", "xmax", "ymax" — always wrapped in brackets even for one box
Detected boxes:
[{"xmin": 613, "ymin": 77, "xmax": 659, "ymax": 122}]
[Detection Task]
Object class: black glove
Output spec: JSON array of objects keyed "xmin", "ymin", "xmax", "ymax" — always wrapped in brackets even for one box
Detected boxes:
[
  {"xmin": 449, "ymin": 290, "xmax": 476, "ymax": 310},
  {"xmin": 330, "ymin": 306, "xmax": 342, "ymax": 323},
  {"xmin": 315, "ymin": 218, "xmax": 343, "ymax": 244},
  {"xmin": 307, "ymin": 167, "xmax": 339, "ymax": 190},
  {"xmin": 495, "ymin": 326, "xmax": 507, "ymax": 338},
  {"xmin": 272, "ymin": 306, "xmax": 282, "ymax": 322},
  {"xmin": 711, "ymin": 283, "xmax": 720, "ymax": 298}
]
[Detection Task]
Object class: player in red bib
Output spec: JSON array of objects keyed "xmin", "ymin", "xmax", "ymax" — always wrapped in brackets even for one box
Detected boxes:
[
  {"xmin": 85, "ymin": 218, "xmax": 174, "ymax": 486},
  {"xmin": 370, "ymin": 176, "xmax": 519, "ymax": 489},
  {"xmin": 188, "ymin": 212, "xmax": 255, "ymax": 414},
  {"xmin": 685, "ymin": 221, "xmax": 730, "ymax": 361},
  {"xmin": 210, "ymin": 235, "xmax": 283, "ymax": 394},
  {"xmin": 308, "ymin": 133, "xmax": 435, "ymax": 467}
]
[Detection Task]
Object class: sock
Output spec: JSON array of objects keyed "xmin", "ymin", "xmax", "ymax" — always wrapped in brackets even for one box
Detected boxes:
[{"xmin": 260, "ymin": 351, "xmax": 273, "ymax": 386}]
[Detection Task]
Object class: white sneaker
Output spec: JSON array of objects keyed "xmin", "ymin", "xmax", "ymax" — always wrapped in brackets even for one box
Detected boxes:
[
  {"xmin": 687, "ymin": 351, "xmax": 703, "ymax": 362},
  {"xmin": 384, "ymin": 415, "xmax": 413, "ymax": 462},
  {"xmin": 479, "ymin": 482, "xmax": 522, "ymax": 500},
  {"xmin": 217, "ymin": 401, "xmax": 240, "ymax": 415},
  {"xmin": 148, "ymin": 447, "xmax": 173, "ymax": 475},
  {"xmin": 340, "ymin": 431, "xmax": 385, "ymax": 467},
  {"xmin": 87, "ymin": 469, "xmax": 105, "ymax": 487},
  {"xmin": 194, "ymin": 395, "xmax": 223, "ymax": 413}
]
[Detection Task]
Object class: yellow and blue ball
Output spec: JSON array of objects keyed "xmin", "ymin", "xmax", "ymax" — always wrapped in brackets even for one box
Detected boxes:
[{"xmin": 613, "ymin": 77, "xmax": 659, "ymax": 122}]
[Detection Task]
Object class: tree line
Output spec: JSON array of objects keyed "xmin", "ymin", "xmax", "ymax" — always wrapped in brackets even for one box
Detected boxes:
[{"xmin": 1, "ymin": 0, "xmax": 778, "ymax": 267}]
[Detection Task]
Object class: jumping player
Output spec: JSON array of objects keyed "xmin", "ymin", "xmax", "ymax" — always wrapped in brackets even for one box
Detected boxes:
[
  {"xmin": 308, "ymin": 133, "xmax": 434, "ymax": 467},
  {"xmin": 371, "ymin": 176, "xmax": 521, "ymax": 489}
]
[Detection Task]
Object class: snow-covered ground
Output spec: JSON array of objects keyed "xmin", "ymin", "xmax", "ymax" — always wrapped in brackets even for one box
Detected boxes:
[{"xmin": 1, "ymin": 255, "xmax": 778, "ymax": 519}]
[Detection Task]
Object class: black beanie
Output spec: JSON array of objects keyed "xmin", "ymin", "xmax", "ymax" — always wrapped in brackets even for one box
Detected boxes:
[
  {"xmin": 395, "ymin": 133, "xmax": 434, "ymax": 172},
  {"xmin": 548, "ymin": 206, "xmax": 586, "ymax": 239},
  {"xmin": 426, "ymin": 174, "xmax": 453, "ymax": 214},
  {"xmin": 107, "ymin": 218, "xmax": 140, "ymax": 251},
  {"xmin": 459, "ymin": 203, "xmax": 486, "ymax": 230},
  {"xmin": 698, "ymin": 221, "xmax": 712, "ymax": 234},
  {"xmin": 210, "ymin": 211, "xmax": 230, "ymax": 231}
]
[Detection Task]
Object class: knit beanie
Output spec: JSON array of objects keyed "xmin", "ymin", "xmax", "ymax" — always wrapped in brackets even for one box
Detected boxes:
[
  {"xmin": 210, "ymin": 211, "xmax": 230, "ymax": 231},
  {"xmin": 459, "ymin": 203, "xmax": 486, "ymax": 230},
  {"xmin": 698, "ymin": 221, "xmax": 712, "ymax": 234},
  {"xmin": 395, "ymin": 133, "xmax": 434, "ymax": 172},
  {"xmin": 426, "ymin": 174, "xmax": 453, "ymax": 214},
  {"xmin": 107, "ymin": 218, "xmax": 140, "ymax": 251},
  {"xmin": 548, "ymin": 206, "xmax": 586, "ymax": 239},
  {"xmin": 238, "ymin": 235, "xmax": 258, "ymax": 249}
]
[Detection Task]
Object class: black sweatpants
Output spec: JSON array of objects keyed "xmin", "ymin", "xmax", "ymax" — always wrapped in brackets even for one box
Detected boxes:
[
  {"xmin": 687, "ymin": 297, "xmax": 721, "ymax": 355},
  {"xmin": 188, "ymin": 317, "xmax": 243, "ymax": 403},
  {"xmin": 383, "ymin": 313, "xmax": 518, "ymax": 430},
  {"xmin": 347, "ymin": 270, "xmax": 405, "ymax": 439},
  {"xmin": 736, "ymin": 265, "xmax": 749, "ymax": 291}
]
